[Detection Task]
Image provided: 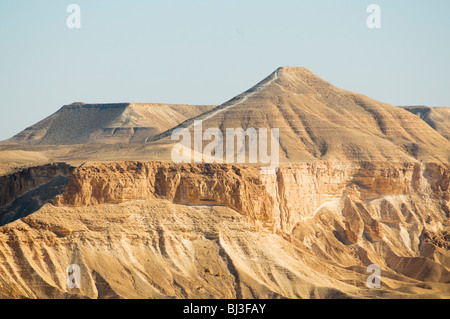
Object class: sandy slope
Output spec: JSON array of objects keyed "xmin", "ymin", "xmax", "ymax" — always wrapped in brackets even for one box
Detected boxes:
[
  {"xmin": 4, "ymin": 103, "xmax": 214, "ymax": 145},
  {"xmin": 0, "ymin": 198, "xmax": 447, "ymax": 299},
  {"xmin": 149, "ymin": 67, "xmax": 450, "ymax": 163},
  {"xmin": 1, "ymin": 67, "xmax": 449, "ymax": 168},
  {"xmin": 402, "ymin": 106, "xmax": 450, "ymax": 141}
]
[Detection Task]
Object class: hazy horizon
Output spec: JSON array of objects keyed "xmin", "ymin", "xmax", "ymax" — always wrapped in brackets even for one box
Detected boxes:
[{"xmin": 1, "ymin": 0, "xmax": 449, "ymax": 141}]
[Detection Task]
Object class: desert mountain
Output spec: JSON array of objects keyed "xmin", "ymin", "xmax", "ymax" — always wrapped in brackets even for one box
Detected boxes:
[
  {"xmin": 2, "ymin": 67, "xmax": 449, "ymax": 167},
  {"xmin": 401, "ymin": 106, "xmax": 450, "ymax": 141},
  {"xmin": 5, "ymin": 103, "xmax": 214, "ymax": 145},
  {"xmin": 151, "ymin": 67, "xmax": 450, "ymax": 163},
  {"xmin": 0, "ymin": 67, "xmax": 449, "ymax": 299}
]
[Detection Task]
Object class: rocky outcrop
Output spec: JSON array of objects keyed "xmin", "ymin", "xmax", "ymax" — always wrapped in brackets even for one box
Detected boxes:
[
  {"xmin": 51, "ymin": 161, "xmax": 450, "ymax": 236},
  {"xmin": 0, "ymin": 160, "xmax": 449, "ymax": 299},
  {"xmin": 0, "ymin": 163, "xmax": 74, "ymax": 226},
  {"xmin": 0, "ymin": 163, "xmax": 74, "ymax": 207},
  {"xmin": 54, "ymin": 162, "xmax": 275, "ymax": 229}
]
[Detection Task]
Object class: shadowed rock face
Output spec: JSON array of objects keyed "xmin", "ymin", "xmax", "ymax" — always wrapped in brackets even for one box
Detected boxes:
[
  {"xmin": 401, "ymin": 106, "xmax": 450, "ymax": 141},
  {"xmin": 0, "ymin": 163, "xmax": 74, "ymax": 207},
  {"xmin": 0, "ymin": 161, "xmax": 448, "ymax": 299},
  {"xmin": 0, "ymin": 175, "xmax": 71, "ymax": 226},
  {"xmin": 0, "ymin": 163, "xmax": 74, "ymax": 226}
]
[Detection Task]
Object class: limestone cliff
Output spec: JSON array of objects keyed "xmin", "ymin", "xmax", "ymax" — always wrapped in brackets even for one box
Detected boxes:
[{"xmin": 0, "ymin": 161, "xmax": 448, "ymax": 298}]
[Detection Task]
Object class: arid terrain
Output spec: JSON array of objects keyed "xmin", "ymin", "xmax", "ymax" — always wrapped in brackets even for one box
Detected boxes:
[{"xmin": 0, "ymin": 67, "xmax": 449, "ymax": 299}]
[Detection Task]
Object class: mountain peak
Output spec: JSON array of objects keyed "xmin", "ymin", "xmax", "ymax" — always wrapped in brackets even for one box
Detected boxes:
[
  {"xmin": 243, "ymin": 66, "xmax": 322, "ymax": 95},
  {"xmin": 277, "ymin": 66, "xmax": 311, "ymax": 72},
  {"xmin": 265, "ymin": 66, "xmax": 336, "ymax": 95},
  {"xmin": 277, "ymin": 66, "xmax": 328, "ymax": 81}
]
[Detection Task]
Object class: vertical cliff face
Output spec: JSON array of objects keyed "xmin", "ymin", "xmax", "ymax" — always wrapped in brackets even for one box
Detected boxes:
[
  {"xmin": 0, "ymin": 163, "xmax": 74, "ymax": 207},
  {"xmin": 0, "ymin": 160, "xmax": 449, "ymax": 298},
  {"xmin": 267, "ymin": 161, "xmax": 449, "ymax": 232},
  {"xmin": 52, "ymin": 161, "xmax": 450, "ymax": 248},
  {"xmin": 0, "ymin": 163, "xmax": 74, "ymax": 226},
  {"xmin": 262, "ymin": 162, "xmax": 354, "ymax": 233},
  {"xmin": 54, "ymin": 162, "xmax": 275, "ymax": 228}
]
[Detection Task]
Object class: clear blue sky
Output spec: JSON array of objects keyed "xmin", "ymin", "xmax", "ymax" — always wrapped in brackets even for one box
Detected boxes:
[{"xmin": 1, "ymin": 0, "xmax": 449, "ymax": 141}]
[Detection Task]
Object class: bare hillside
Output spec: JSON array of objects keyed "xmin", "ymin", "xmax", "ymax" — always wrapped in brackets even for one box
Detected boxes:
[
  {"xmin": 5, "ymin": 103, "xmax": 214, "ymax": 145},
  {"xmin": 401, "ymin": 106, "xmax": 450, "ymax": 141},
  {"xmin": 150, "ymin": 67, "xmax": 450, "ymax": 163}
]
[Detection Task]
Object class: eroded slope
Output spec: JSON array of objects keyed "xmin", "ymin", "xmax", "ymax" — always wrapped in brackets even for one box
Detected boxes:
[
  {"xmin": 5, "ymin": 103, "xmax": 214, "ymax": 145},
  {"xmin": 0, "ymin": 161, "xmax": 448, "ymax": 298},
  {"xmin": 402, "ymin": 106, "xmax": 450, "ymax": 141}
]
